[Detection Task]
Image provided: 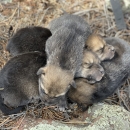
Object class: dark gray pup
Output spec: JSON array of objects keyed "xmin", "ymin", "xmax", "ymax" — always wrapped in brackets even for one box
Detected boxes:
[
  {"xmin": 37, "ymin": 14, "xmax": 92, "ymax": 111},
  {"xmin": 49, "ymin": 14, "xmax": 92, "ymax": 40},
  {"xmin": 37, "ymin": 27, "xmax": 86, "ymax": 111},
  {"xmin": 68, "ymin": 37, "xmax": 130, "ymax": 110},
  {"xmin": 0, "ymin": 52, "xmax": 46, "ymax": 114},
  {"xmin": 6, "ymin": 26, "xmax": 52, "ymax": 56}
]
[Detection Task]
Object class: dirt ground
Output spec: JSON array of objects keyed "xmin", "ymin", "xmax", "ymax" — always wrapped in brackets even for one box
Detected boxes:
[{"xmin": 0, "ymin": 0, "xmax": 130, "ymax": 129}]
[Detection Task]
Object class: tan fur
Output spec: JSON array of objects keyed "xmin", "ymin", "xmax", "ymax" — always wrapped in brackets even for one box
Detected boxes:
[
  {"xmin": 68, "ymin": 78, "xmax": 96, "ymax": 105},
  {"xmin": 83, "ymin": 50, "xmax": 101, "ymax": 65},
  {"xmin": 76, "ymin": 50, "xmax": 104, "ymax": 84},
  {"xmin": 85, "ymin": 34, "xmax": 115, "ymax": 61},
  {"xmin": 38, "ymin": 65, "xmax": 74, "ymax": 98}
]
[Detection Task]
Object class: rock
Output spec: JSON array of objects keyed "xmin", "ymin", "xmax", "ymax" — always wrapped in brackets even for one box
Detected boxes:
[
  {"xmin": 25, "ymin": 103, "xmax": 130, "ymax": 130},
  {"xmin": 87, "ymin": 103, "xmax": 130, "ymax": 130}
]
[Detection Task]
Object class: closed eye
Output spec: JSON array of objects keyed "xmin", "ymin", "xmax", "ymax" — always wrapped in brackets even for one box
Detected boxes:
[
  {"xmin": 88, "ymin": 63, "xmax": 93, "ymax": 68},
  {"xmin": 84, "ymin": 63, "xmax": 93, "ymax": 68},
  {"xmin": 98, "ymin": 46, "xmax": 105, "ymax": 53}
]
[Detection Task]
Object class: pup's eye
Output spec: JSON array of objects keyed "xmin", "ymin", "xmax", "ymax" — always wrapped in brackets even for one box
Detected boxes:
[
  {"xmin": 98, "ymin": 48, "xmax": 103, "ymax": 53},
  {"xmin": 87, "ymin": 75, "xmax": 92, "ymax": 81},
  {"xmin": 84, "ymin": 63, "xmax": 93, "ymax": 68},
  {"xmin": 42, "ymin": 73, "xmax": 45, "ymax": 76},
  {"xmin": 98, "ymin": 46, "xmax": 105, "ymax": 53},
  {"xmin": 88, "ymin": 63, "xmax": 93, "ymax": 68}
]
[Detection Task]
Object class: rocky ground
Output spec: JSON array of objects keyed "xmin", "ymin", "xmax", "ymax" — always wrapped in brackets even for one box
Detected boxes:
[{"xmin": 0, "ymin": 0, "xmax": 130, "ymax": 129}]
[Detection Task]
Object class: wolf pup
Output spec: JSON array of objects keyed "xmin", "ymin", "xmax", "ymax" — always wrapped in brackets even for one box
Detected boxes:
[
  {"xmin": 68, "ymin": 37, "xmax": 130, "ymax": 110},
  {"xmin": 75, "ymin": 50, "xmax": 104, "ymax": 84},
  {"xmin": 85, "ymin": 34, "xmax": 115, "ymax": 61},
  {"xmin": 0, "ymin": 52, "xmax": 46, "ymax": 115},
  {"xmin": 68, "ymin": 72, "xmax": 127, "ymax": 110},
  {"xmin": 6, "ymin": 26, "xmax": 52, "ymax": 56},
  {"xmin": 49, "ymin": 14, "xmax": 92, "ymax": 40},
  {"xmin": 37, "ymin": 27, "xmax": 86, "ymax": 111}
]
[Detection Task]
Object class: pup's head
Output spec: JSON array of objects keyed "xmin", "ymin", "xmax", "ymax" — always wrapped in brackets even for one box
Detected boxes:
[
  {"xmin": 86, "ymin": 34, "xmax": 115, "ymax": 61},
  {"xmin": 37, "ymin": 65, "xmax": 76, "ymax": 111},
  {"xmin": 68, "ymin": 78, "xmax": 96, "ymax": 110},
  {"xmin": 80, "ymin": 50, "xmax": 104, "ymax": 84}
]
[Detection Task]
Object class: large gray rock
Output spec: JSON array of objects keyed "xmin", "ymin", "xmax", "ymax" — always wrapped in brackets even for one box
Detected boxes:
[{"xmin": 24, "ymin": 103, "xmax": 130, "ymax": 130}]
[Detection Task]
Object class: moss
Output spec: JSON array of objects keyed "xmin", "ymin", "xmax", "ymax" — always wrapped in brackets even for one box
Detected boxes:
[
  {"xmin": 86, "ymin": 103, "xmax": 130, "ymax": 130},
  {"xmin": 29, "ymin": 122, "xmax": 79, "ymax": 130}
]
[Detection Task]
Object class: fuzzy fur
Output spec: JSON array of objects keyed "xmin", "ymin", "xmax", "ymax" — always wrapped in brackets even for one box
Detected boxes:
[
  {"xmin": 68, "ymin": 37, "xmax": 130, "ymax": 110},
  {"xmin": 6, "ymin": 26, "xmax": 52, "ymax": 56},
  {"xmin": 75, "ymin": 50, "xmax": 104, "ymax": 83},
  {"xmin": 86, "ymin": 34, "xmax": 115, "ymax": 61},
  {"xmin": 0, "ymin": 52, "xmax": 46, "ymax": 114},
  {"xmin": 37, "ymin": 27, "xmax": 85, "ymax": 111},
  {"xmin": 37, "ymin": 14, "xmax": 92, "ymax": 111},
  {"xmin": 49, "ymin": 14, "xmax": 92, "ymax": 40}
]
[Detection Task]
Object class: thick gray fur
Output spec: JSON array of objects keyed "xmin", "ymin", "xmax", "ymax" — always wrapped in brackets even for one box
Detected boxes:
[
  {"xmin": 0, "ymin": 52, "xmax": 46, "ymax": 108},
  {"xmin": 49, "ymin": 14, "xmax": 92, "ymax": 40},
  {"xmin": 46, "ymin": 14, "xmax": 92, "ymax": 73},
  {"xmin": 103, "ymin": 37, "xmax": 130, "ymax": 79},
  {"xmin": 46, "ymin": 27, "xmax": 85, "ymax": 73}
]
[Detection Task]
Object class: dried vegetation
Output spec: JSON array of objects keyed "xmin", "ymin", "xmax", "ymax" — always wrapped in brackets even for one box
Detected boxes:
[{"xmin": 0, "ymin": 0, "xmax": 130, "ymax": 129}]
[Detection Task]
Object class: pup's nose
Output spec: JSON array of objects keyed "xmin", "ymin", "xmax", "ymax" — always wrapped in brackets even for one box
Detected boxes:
[
  {"xmin": 100, "ymin": 69, "xmax": 105, "ymax": 76},
  {"xmin": 86, "ymin": 75, "xmax": 92, "ymax": 81},
  {"xmin": 99, "ymin": 66, "xmax": 105, "ymax": 76},
  {"xmin": 109, "ymin": 45, "xmax": 115, "ymax": 51},
  {"xmin": 111, "ymin": 46, "xmax": 115, "ymax": 51}
]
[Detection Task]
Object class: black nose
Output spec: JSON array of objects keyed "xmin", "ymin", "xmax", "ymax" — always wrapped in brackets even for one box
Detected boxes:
[
  {"xmin": 87, "ymin": 75, "xmax": 92, "ymax": 81},
  {"xmin": 108, "ymin": 45, "xmax": 115, "ymax": 51},
  {"xmin": 111, "ymin": 46, "xmax": 115, "ymax": 51},
  {"xmin": 100, "ymin": 68, "xmax": 105, "ymax": 75}
]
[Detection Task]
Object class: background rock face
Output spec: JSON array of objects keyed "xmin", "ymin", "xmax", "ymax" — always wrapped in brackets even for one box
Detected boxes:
[{"xmin": 26, "ymin": 104, "xmax": 130, "ymax": 130}]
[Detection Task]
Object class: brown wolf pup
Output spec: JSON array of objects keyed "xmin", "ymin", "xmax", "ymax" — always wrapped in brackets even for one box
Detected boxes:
[
  {"xmin": 75, "ymin": 50, "xmax": 104, "ymax": 84},
  {"xmin": 85, "ymin": 34, "xmax": 115, "ymax": 61},
  {"xmin": 68, "ymin": 37, "xmax": 130, "ymax": 110}
]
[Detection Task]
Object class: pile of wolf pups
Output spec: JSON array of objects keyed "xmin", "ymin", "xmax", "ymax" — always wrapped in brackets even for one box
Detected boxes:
[{"xmin": 0, "ymin": 14, "xmax": 130, "ymax": 115}]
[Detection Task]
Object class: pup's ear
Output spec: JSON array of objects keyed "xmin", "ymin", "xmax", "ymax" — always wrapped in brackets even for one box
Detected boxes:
[
  {"xmin": 37, "ymin": 67, "xmax": 46, "ymax": 75},
  {"xmin": 70, "ymin": 80, "xmax": 76, "ymax": 88}
]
